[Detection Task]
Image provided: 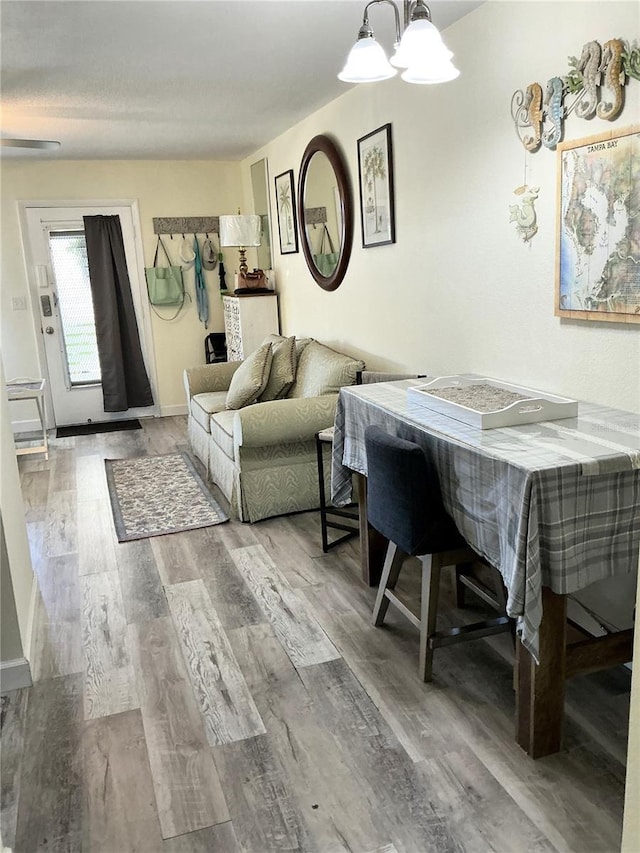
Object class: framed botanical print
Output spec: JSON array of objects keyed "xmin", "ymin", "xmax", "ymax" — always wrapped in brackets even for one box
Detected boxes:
[
  {"xmin": 274, "ymin": 169, "xmax": 298, "ymax": 254},
  {"xmin": 357, "ymin": 123, "xmax": 395, "ymax": 248},
  {"xmin": 556, "ymin": 125, "xmax": 639, "ymax": 324}
]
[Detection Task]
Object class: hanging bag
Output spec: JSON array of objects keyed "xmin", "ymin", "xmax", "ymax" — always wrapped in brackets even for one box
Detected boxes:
[
  {"xmin": 145, "ymin": 236, "xmax": 185, "ymax": 308},
  {"xmin": 313, "ymin": 224, "xmax": 340, "ymax": 278}
]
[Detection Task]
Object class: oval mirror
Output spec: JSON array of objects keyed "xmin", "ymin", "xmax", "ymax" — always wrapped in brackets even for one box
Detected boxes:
[{"xmin": 297, "ymin": 135, "xmax": 353, "ymax": 291}]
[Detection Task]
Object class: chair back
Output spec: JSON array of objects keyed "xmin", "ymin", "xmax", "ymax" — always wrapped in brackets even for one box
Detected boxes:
[
  {"xmin": 364, "ymin": 426, "xmax": 462, "ymax": 556},
  {"xmin": 205, "ymin": 332, "xmax": 227, "ymax": 364}
]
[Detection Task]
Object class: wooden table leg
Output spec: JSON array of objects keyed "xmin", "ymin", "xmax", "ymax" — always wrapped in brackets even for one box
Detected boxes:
[
  {"xmin": 516, "ymin": 587, "xmax": 567, "ymax": 758},
  {"xmin": 354, "ymin": 472, "xmax": 387, "ymax": 587}
]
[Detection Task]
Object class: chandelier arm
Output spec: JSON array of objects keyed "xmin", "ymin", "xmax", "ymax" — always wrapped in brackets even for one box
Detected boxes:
[{"xmin": 361, "ymin": 0, "xmax": 402, "ymax": 46}]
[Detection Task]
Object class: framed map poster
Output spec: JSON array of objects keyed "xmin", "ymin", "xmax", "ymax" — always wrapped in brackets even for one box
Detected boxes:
[{"xmin": 556, "ymin": 125, "xmax": 639, "ymax": 324}]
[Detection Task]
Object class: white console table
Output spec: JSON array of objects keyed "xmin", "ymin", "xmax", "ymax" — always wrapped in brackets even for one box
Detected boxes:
[{"xmin": 6, "ymin": 378, "xmax": 49, "ymax": 460}]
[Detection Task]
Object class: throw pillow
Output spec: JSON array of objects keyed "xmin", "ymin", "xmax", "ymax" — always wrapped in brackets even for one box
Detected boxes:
[
  {"xmin": 259, "ymin": 335, "xmax": 297, "ymax": 401},
  {"xmin": 288, "ymin": 341, "xmax": 365, "ymax": 398},
  {"xmin": 294, "ymin": 337, "xmax": 313, "ymax": 364},
  {"xmin": 225, "ymin": 343, "xmax": 274, "ymax": 410}
]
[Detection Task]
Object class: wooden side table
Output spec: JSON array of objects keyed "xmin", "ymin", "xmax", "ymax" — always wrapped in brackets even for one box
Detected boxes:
[{"xmin": 6, "ymin": 378, "xmax": 49, "ymax": 460}]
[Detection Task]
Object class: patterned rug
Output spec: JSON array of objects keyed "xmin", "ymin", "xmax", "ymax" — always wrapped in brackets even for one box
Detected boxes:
[{"xmin": 105, "ymin": 451, "xmax": 228, "ymax": 542}]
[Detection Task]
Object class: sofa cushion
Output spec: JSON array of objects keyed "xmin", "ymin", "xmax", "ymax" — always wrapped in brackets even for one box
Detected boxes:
[
  {"xmin": 190, "ymin": 390, "xmax": 229, "ymax": 433},
  {"xmin": 259, "ymin": 335, "xmax": 296, "ymax": 401},
  {"xmin": 288, "ymin": 341, "xmax": 365, "ymax": 398},
  {"xmin": 295, "ymin": 337, "xmax": 313, "ymax": 364},
  {"xmin": 226, "ymin": 342, "xmax": 273, "ymax": 409},
  {"xmin": 210, "ymin": 409, "xmax": 236, "ymax": 458}
]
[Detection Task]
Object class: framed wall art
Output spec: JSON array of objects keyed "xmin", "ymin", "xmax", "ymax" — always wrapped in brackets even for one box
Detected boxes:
[
  {"xmin": 274, "ymin": 169, "xmax": 298, "ymax": 254},
  {"xmin": 357, "ymin": 123, "xmax": 395, "ymax": 248},
  {"xmin": 556, "ymin": 125, "xmax": 639, "ymax": 324}
]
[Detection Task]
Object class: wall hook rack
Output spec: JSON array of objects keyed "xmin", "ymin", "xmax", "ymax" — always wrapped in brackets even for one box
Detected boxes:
[{"xmin": 153, "ymin": 216, "xmax": 220, "ymax": 235}]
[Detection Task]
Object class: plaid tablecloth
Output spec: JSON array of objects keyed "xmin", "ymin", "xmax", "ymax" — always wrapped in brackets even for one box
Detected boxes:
[{"xmin": 331, "ymin": 379, "xmax": 640, "ymax": 660}]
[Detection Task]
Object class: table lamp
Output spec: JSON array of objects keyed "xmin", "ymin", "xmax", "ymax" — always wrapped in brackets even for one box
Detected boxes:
[{"xmin": 219, "ymin": 214, "xmax": 262, "ymax": 275}]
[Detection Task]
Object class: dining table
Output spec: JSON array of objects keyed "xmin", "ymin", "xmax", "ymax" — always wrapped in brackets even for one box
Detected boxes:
[{"xmin": 331, "ymin": 377, "xmax": 639, "ymax": 757}]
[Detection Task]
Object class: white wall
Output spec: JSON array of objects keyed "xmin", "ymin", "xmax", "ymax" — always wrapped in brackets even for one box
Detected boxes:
[
  {"xmin": 243, "ymin": 1, "xmax": 640, "ymax": 414},
  {"xmin": 1, "ymin": 160, "xmax": 244, "ymax": 414}
]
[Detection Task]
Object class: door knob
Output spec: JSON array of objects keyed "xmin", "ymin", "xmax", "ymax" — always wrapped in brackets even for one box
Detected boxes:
[{"xmin": 45, "ymin": 326, "xmax": 54, "ymax": 334}]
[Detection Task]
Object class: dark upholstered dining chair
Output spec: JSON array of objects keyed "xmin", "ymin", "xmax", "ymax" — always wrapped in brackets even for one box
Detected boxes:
[{"xmin": 365, "ymin": 425, "xmax": 511, "ymax": 681}]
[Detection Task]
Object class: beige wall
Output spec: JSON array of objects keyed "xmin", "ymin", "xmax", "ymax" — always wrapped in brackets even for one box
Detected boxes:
[
  {"xmin": 1, "ymin": 515, "xmax": 24, "ymax": 662},
  {"xmin": 0, "ymin": 359, "xmax": 35, "ymax": 664},
  {"xmin": 243, "ymin": 1, "xmax": 640, "ymax": 415},
  {"xmin": 1, "ymin": 160, "xmax": 244, "ymax": 414}
]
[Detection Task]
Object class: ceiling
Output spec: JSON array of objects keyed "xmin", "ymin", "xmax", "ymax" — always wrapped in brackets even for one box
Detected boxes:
[{"xmin": 0, "ymin": 0, "xmax": 481, "ymax": 161}]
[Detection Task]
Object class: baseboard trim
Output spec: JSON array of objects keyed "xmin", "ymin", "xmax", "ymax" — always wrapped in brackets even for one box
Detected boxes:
[
  {"xmin": 25, "ymin": 573, "xmax": 39, "ymax": 663},
  {"xmin": 0, "ymin": 658, "xmax": 33, "ymax": 693},
  {"xmin": 159, "ymin": 404, "xmax": 188, "ymax": 417}
]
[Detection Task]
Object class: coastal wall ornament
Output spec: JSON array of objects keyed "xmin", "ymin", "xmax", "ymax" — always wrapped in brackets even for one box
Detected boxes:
[
  {"xmin": 555, "ymin": 125, "xmax": 639, "ymax": 324},
  {"xmin": 511, "ymin": 38, "xmax": 640, "ymax": 153},
  {"xmin": 509, "ymin": 184, "xmax": 539, "ymax": 243}
]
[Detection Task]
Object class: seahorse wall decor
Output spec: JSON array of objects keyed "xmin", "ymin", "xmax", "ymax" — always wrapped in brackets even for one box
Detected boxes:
[
  {"xmin": 598, "ymin": 38, "xmax": 625, "ymax": 120},
  {"xmin": 524, "ymin": 83, "xmax": 543, "ymax": 151},
  {"xmin": 542, "ymin": 77, "xmax": 566, "ymax": 149},
  {"xmin": 575, "ymin": 41, "xmax": 601, "ymax": 118},
  {"xmin": 511, "ymin": 37, "xmax": 640, "ymax": 152},
  {"xmin": 509, "ymin": 185, "xmax": 539, "ymax": 243}
]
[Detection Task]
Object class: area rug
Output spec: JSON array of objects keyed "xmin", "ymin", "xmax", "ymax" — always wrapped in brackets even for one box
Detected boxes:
[
  {"xmin": 57, "ymin": 418, "xmax": 142, "ymax": 438},
  {"xmin": 105, "ymin": 451, "xmax": 228, "ymax": 542}
]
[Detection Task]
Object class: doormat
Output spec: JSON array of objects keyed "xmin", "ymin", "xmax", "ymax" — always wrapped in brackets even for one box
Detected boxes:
[
  {"xmin": 105, "ymin": 451, "xmax": 228, "ymax": 542},
  {"xmin": 57, "ymin": 419, "xmax": 142, "ymax": 438}
]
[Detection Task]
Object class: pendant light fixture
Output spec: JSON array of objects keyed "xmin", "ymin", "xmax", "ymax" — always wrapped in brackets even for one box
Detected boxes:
[{"xmin": 338, "ymin": 0, "xmax": 459, "ymax": 85}]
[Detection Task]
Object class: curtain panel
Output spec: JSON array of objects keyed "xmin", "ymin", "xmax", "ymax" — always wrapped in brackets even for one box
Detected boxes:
[{"xmin": 83, "ymin": 215, "xmax": 154, "ymax": 412}]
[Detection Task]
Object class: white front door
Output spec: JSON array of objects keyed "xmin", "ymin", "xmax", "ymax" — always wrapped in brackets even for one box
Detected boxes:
[{"xmin": 23, "ymin": 204, "xmax": 157, "ymax": 427}]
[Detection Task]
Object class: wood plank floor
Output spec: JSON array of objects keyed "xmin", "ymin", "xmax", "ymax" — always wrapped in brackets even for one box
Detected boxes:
[{"xmin": 0, "ymin": 416, "xmax": 631, "ymax": 852}]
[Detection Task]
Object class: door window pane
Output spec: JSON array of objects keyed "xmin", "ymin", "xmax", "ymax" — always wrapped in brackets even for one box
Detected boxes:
[{"xmin": 49, "ymin": 231, "xmax": 101, "ymax": 385}]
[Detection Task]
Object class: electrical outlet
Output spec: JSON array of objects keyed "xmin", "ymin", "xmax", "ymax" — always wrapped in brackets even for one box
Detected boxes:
[{"xmin": 11, "ymin": 296, "xmax": 27, "ymax": 311}]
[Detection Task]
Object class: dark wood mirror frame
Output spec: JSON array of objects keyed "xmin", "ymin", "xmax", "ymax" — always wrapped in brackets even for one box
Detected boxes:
[{"xmin": 297, "ymin": 134, "xmax": 353, "ymax": 292}]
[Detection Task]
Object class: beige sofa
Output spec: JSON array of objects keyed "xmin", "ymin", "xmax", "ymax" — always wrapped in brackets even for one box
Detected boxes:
[{"xmin": 184, "ymin": 337, "xmax": 364, "ymax": 522}]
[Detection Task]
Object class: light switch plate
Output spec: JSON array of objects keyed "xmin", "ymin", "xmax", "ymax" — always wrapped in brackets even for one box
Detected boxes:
[{"xmin": 11, "ymin": 296, "xmax": 27, "ymax": 311}]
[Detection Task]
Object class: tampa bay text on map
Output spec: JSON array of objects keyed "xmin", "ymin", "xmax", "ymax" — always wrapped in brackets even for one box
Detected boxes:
[{"xmin": 556, "ymin": 126, "xmax": 639, "ymax": 323}]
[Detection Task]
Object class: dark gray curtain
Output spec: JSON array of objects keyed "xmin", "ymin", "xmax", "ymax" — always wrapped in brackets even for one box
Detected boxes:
[{"xmin": 83, "ymin": 215, "xmax": 154, "ymax": 412}]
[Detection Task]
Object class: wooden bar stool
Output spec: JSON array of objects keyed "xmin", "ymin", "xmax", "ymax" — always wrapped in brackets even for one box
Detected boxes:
[
  {"xmin": 316, "ymin": 372, "xmax": 425, "ymax": 553},
  {"xmin": 315, "ymin": 427, "xmax": 359, "ymax": 552},
  {"xmin": 365, "ymin": 425, "xmax": 510, "ymax": 681}
]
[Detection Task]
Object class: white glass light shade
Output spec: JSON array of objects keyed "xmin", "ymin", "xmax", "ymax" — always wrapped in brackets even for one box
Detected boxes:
[
  {"xmin": 219, "ymin": 214, "xmax": 262, "ymax": 247},
  {"xmin": 401, "ymin": 58, "xmax": 460, "ymax": 84},
  {"xmin": 338, "ymin": 37, "xmax": 397, "ymax": 83},
  {"xmin": 390, "ymin": 19, "xmax": 449, "ymax": 68}
]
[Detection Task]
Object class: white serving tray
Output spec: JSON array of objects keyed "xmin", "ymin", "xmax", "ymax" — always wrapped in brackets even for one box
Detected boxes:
[{"xmin": 406, "ymin": 375, "xmax": 578, "ymax": 429}]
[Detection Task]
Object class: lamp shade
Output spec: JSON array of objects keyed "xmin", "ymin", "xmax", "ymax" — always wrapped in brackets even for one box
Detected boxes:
[
  {"xmin": 219, "ymin": 214, "xmax": 262, "ymax": 247},
  {"xmin": 338, "ymin": 37, "xmax": 397, "ymax": 83},
  {"xmin": 390, "ymin": 19, "xmax": 449, "ymax": 68}
]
